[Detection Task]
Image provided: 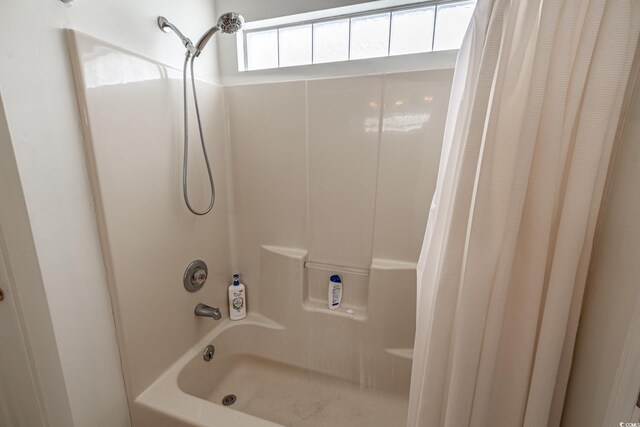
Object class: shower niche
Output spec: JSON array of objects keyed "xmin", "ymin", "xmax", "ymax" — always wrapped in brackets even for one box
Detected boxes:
[{"xmin": 303, "ymin": 266, "xmax": 369, "ymax": 319}]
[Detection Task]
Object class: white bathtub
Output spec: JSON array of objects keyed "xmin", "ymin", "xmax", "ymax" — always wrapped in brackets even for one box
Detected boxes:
[{"xmin": 133, "ymin": 313, "xmax": 409, "ymax": 427}]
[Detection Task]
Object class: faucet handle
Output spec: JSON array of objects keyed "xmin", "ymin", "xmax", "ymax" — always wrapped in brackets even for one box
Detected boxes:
[{"xmin": 192, "ymin": 269, "xmax": 207, "ymax": 286}]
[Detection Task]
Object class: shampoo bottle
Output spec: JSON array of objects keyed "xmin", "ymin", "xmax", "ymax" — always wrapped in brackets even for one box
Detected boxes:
[
  {"xmin": 228, "ymin": 274, "xmax": 247, "ymax": 320},
  {"xmin": 328, "ymin": 274, "xmax": 342, "ymax": 310}
]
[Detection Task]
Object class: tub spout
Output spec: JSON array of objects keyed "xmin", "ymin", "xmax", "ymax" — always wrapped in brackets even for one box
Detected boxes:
[{"xmin": 195, "ymin": 303, "xmax": 222, "ymax": 320}]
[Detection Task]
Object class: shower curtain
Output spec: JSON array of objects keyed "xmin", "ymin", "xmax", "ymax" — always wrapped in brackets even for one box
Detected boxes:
[{"xmin": 408, "ymin": 0, "xmax": 640, "ymax": 426}]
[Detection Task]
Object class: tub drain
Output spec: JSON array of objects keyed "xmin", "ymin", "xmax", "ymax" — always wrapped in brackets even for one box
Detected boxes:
[{"xmin": 222, "ymin": 394, "xmax": 237, "ymax": 406}]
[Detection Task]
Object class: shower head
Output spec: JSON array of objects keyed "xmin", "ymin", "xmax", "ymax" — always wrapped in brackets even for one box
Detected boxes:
[
  {"xmin": 217, "ymin": 12, "xmax": 245, "ymax": 34},
  {"xmin": 194, "ymin": 12, "xmax": 244, "ymax": 56}
]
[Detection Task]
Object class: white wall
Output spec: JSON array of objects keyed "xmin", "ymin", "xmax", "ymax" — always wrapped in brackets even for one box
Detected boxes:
[
  {"xmin": 0, "ymin": 0, "xmax": 220, "ymax": 425},
  {"xmin": 0, "ymin": 91, "xmax": 74, "ymax": 427},
  {"xmin": 561, "ymin": 69, "xmax": 640, "ymax": 426}
]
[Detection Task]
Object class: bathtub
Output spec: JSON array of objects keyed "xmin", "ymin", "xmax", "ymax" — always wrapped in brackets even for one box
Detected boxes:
[{"xmin": 133, "ymin": 313, "xmax": 409, "ymax": 427}]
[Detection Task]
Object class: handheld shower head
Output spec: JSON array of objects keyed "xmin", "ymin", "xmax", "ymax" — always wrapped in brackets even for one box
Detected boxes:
[
  {"xmin": 156, "ymin": 12, "xmax": 244, "ymax": 215},
  {"xmin": 217, "ymin": 12, "xmax": 245, "ymax": 34},
  {"xmin": 194, "ymin": 12, "xmax": 244, "ymax": 55}
]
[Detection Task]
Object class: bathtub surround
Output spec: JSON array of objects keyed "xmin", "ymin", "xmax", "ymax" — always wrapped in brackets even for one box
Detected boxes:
[
  {"xmin": 66, "ymin": 27, "xmax": 453, "ymax": 425},
  {"xmin": 408, "ymin": 0, "xmax": 640, "ymax": 426},
  {"xmin": 226, "ymin": 71, "xmax": 453, "ymax": 312},
  {"xmin": 67, "ymin": 32, "xmax": 233, "ymax": 400}
]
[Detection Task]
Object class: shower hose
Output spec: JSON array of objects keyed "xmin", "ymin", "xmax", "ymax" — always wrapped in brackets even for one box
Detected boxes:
[{"xmin": 182, "ymin": 53, "xmax": 215, "ymax": 216}]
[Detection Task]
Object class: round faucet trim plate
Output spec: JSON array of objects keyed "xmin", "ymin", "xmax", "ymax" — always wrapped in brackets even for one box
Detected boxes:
[{"xmin": 184, "ymin": 260, "xmax": 208, "ymax": 292}]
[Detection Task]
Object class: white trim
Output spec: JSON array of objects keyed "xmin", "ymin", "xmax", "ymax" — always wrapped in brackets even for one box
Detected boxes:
[
  {"xmin": 600, "ymin": 42, "xmax": 640, "ymax": 427},
  {"xmin": 603, "ymin": 285, "xmax": 640, "ymax": 424},
  {"xmin": 0, "ymin": 226, "xmax": 49, "ymax": 427},
  {"xmin": 223, "ymin": 49, "xmax": 457, "ymax": 86},
  {"xmin": 236, "ymin": 30, "xmax": 246, "ymax": 72},
  {"xmin": 242, "ymin": 0, "xmax": 434, "ymax": 31}
]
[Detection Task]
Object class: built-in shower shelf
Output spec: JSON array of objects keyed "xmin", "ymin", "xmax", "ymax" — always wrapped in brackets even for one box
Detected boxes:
[
  {"xmin": 385, "ymin": 348, "xmax": 413, "ymax": 360},
  {"xmin": 302, "ymin": 299, "xmax": 368, "ymax": 321},
  {"xmin": 303, "ymin": 257, "xmax": 370, "ymax": 319}
]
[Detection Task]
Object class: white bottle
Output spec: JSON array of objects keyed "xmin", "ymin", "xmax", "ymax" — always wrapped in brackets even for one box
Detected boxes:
[
  {"xmin": 328, "ymin": 274, "xmax": 342, "ymax": 310},
  {"xmin": 228, "ymin": 274, "xmax": 247, "ymax": 320}
]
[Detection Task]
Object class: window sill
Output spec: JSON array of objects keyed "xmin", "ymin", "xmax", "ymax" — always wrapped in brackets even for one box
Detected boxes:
[{"xmin": 221, "ymin": 49, "xmax": 458, "ymax": 86}]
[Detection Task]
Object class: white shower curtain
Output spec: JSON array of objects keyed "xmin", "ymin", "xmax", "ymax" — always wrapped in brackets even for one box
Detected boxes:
[{"xmin": 408, "ymin": 0, "xmax": 640, "ymax": 426}]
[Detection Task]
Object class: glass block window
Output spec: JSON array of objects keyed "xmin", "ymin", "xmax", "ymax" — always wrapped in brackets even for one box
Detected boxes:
[{"xmin": 240, "ymin": 0, "xmax": 477, "ymax": 71}]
